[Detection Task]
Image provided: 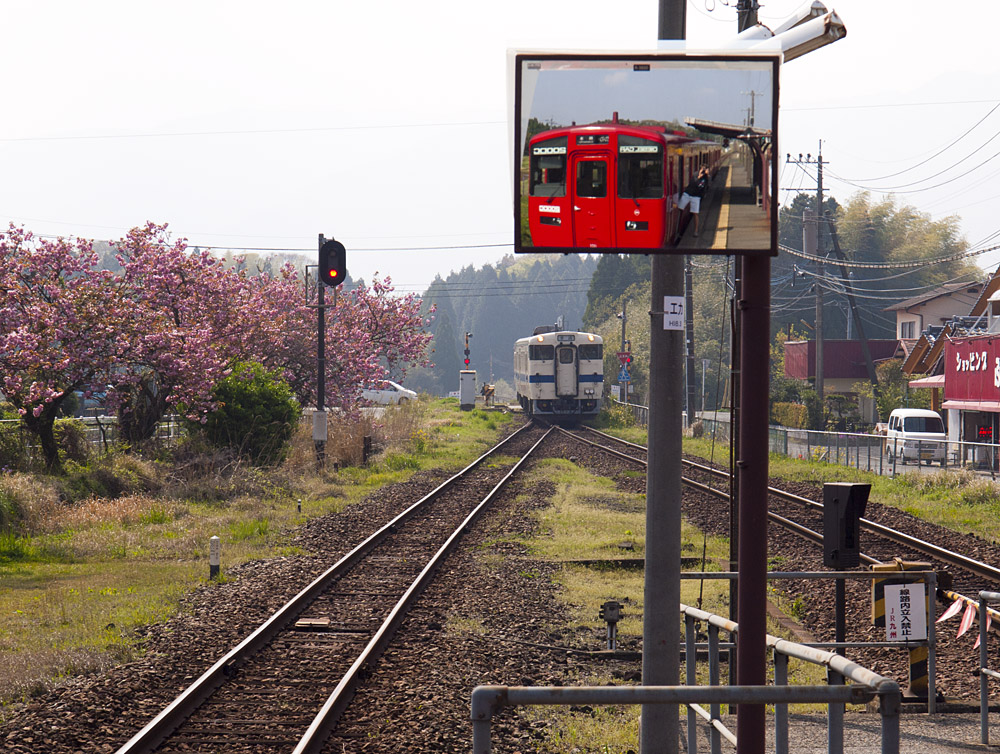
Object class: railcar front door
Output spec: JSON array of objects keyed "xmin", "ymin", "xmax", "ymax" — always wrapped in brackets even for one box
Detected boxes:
[
  {"xmin": 555, "ymin": 346, "xmax": 577, "ymax": 397},
  {"xmin": 571, "ymin": 155, "xmax": 613, "ymax": 247}
]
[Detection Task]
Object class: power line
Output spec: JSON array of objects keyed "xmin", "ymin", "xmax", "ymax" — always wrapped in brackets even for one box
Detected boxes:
[
  {"xmin": 779, "ymin": 241, "xmax": 1000, "ymax": 269},
  {"xmin": 832, "ymin": 101, "xmax": 1000, "ymax": 183},
  {"xmin": 0, "ymin": 120, "xmax": 505, "ymax": 143}
]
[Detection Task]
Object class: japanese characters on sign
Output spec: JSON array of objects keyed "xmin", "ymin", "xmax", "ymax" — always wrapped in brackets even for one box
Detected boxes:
[{"xmin": 883, "ymin": 583, "xmax": 927, "ymax": 642}]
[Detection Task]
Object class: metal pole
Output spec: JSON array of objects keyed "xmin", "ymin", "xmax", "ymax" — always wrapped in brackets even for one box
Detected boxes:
[
  {"xmin": 686, "ymin": 614, "xmax": 698, "ymax": 754},
  {"xmin": 316, "ymin": 234, "xmax": 327, "ymax": 468},
  {"xmin": 686, "ymin": 256, "xmax": 697, "ymax": 427},
  {"xmin": 702, "ymin": 357, "xmax": 710, "ymax": 416},
  {"xmin": 815, "ymin": 146, "xmax": 825, "ymax": 410},
  {"xmin": 644, "ymin": 257, "xmax": 683, "ymax": 754},
  {"xmin": 737, "ymin": 252, "xmax": 771, "ymax": 753},
  {"xmin": 835, "ymin": 577, "xmax": 846, "ymax": 656},
  {"xmin": 621, "ymin": 300, "xmax": 627, "ymax": 352},
  {"xmin": 644, "ymin": 8, "xmax": 684, "ymax": 752}
]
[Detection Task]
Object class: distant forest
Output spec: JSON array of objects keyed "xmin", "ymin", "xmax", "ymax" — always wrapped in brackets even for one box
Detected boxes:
[{"xmin": 406, "ymin": 254, "xmax": 599, "ymax": 396}]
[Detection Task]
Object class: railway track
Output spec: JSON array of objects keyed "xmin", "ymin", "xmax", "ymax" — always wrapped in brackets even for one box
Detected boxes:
[
  {"xmin": 115, "ymin": 421, "xmax": 551, "ymax": 754},
  {"xmin": 557, "ymin": 424, "xmax": 1000, "ymax": 699},
  {"xmin": 566, "ymin": 425, "xmax": 1000, "ymax": 587}
]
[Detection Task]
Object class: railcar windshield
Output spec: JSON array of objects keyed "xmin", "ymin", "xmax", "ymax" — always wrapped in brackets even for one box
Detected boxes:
[
  {"xmin": 578, "ymin": 344, "xmax": 602, "ymax": 360},
  {"xmin": 530, "ymin": 137, "xmax": 567, "ymax": 197},
  {"xmin": 903, "ymin": 416, "xmax": 944, "ymax": 433},
  {"xmin": 529, "ymin": 345, "xmax": 555, "ymax": 360},
  {"xmin": 617, "ymin": 135, "xmax": 663, "ymax": 199},
  {"xmin": 575, "ymin": 161, "xmax": 607, "ymax": 198}
]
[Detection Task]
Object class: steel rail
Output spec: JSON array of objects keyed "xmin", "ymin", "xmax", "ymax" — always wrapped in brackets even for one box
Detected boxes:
[
  {"xmin": 115, "ymin": 419, "xmax": 542, "ymax": 754},
  {"xmin": 564, "ymin": 426, "xmax": 1000, "ymax": 584},
  {"xmin": 294, "ymin": 425, "xmax": 553, "ymax": 753}
]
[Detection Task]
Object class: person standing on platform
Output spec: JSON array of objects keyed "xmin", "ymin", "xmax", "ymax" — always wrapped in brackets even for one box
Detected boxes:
[{"xmin": 676, "ymin": 166, "xmax": 710, "ymax": 239}]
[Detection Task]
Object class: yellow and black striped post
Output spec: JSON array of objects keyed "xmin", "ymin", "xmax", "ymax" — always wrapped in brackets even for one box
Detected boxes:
[{"xmin": 872, "ymin": 557, "xmax": 930, "ymax": 698}]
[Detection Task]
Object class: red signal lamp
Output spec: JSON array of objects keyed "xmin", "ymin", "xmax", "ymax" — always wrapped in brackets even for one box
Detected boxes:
[{"xmin": 319, "ymin": 238, "xmax": 347, "ymax": 288}]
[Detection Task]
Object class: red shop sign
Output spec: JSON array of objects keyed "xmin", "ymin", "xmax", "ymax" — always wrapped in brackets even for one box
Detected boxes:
[{"xmin": 944, "ymin": 336, "xmax": 1000, "ymax": 402}]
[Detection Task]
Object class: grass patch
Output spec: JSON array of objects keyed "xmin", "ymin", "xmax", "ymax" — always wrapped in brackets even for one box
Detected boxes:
[
  {"xmin": 511, "ymin": 458, "xmax": 735, "ymax": 750},
  {"xmin": 493, "ymin": 448, "xmax": 852, "ymax": 746},
  {"xmin": 0, "ymin": 397, "xmax": 518, "ymax": 712},
  {"xmin": 594, "ymin": 412, "xmax": 1000, "ymax": 546}
]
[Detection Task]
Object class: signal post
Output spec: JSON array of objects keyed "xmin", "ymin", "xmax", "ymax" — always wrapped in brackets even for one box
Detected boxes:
[{"xmin": 316, "ymin": 234, "xmax": 346, "ymax": 468}]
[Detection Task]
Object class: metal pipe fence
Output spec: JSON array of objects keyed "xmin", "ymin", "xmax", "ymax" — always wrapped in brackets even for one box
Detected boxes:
[
  {"xmin": 979, "ymin": 591, "xmax": 1000, "ymax": 745},
  {"xmin": 696, "ymin": 416, "xmax": 1000, "ymax": 478},
  {"xmin": 0, "ymin": 416, "xmax": 184, "ymax": 465},
  {"xmin": 471, "ymin": 597, "xmax": 902, "ymax": 754}
]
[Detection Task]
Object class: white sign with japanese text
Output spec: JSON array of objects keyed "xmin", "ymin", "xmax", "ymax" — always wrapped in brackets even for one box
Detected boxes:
[
  {"xmin": 663, "ymin": 295, "xmax": 685, "ymax": 331},
  {"xmin": 884, "ymin": 583, "xmax": 927, "ymax": 642}
]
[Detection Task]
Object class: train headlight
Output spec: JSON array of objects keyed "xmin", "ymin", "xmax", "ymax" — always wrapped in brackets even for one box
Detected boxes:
[
  {"xmin": 584, "ymin": 388, "xmax": 595, "ymax": 396},
  {"xmin": 587, "ymin": 334, "xmax": 595, "ymax": 341}
]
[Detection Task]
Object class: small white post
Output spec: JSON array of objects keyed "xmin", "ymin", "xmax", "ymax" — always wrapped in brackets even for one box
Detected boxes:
[{"xmin": 209, "ymin": 535, "xmax": 221, "ymax": 580}]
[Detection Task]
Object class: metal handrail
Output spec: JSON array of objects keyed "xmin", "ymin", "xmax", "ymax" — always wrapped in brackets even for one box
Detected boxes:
[
  {"xmin": 471, "ymin": 602, "xmax": 902, "ymax": 754},
  {"xmin": 979, "ymin": 591, "xmax": 1000, "ymax": 745}
]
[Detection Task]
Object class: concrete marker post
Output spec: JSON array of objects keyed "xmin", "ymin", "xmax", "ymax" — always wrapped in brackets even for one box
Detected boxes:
[{"xmin": 209, "ymin": 535, "xmax": 220, "ymax": 581}]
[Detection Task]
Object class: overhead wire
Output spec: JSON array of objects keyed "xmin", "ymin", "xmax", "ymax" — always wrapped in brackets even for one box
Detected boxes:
[{"xmin": 834, "ymin": 100, "xmax": 1000, "ymax": 183}]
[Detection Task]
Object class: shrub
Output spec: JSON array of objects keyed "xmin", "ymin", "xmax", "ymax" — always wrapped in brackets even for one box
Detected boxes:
[
  {"xmin": 194, "ymin": 361, "xmax": 301, "ymax": 466},
  {"xmin": 772, "ymin": 402, "xmax": 808, "ymax": 429},
  {"xmin": 0, "ymin": 474, "xmax": 61, "ymax": 534},
  {"xmin": 54, "ymin": 418, "xmax": 92, "ymax": 463},
  {"xmin": 53, "ymin": 454, "xmax": 162, "ymax": 504},
  {"xmin": 0, "ymin": 420, "xmax": 29, "ymax": 472}
]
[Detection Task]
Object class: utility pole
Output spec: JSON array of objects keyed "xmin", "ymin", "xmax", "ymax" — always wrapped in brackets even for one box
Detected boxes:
[
  {"xmin": 740, "ymin": 89, "xmax": 764, "ymax": 127},
  {"xmin": 734, "ymin": 3, "xmax": 769, "ymax": 752},
  {"xmin": 825, "ymin": 214, "xmax": 884, "ymax": 419},
  {"xmin": 786, "ymin": 145, "xmax": 825, "ymax": 403},
  {"xmin": 644, "ymin": 4, "xmax": 684, "ymax": 752}
]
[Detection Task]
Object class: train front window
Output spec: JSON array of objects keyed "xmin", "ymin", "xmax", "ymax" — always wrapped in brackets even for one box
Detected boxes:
[
  {"xmin": 618, "ymin": 136, "xmax": 663, "ymax": 199},
  {"xmin": 578, "ymin": 344, "xmax": 602, "ymax": 360},
  {"xmin": 575, "ymin": 161, "xmax": 607, "ymax": 198},
  {"xmin": 529, "ymin": 345, "xmax": 554, "ymax": 360},
  {"xmin": 530, "ymin": 138, "xmax": 567, "ymax": 198},
  {"xmin": 558, "ymin": 348, "xmax": 575, "ymax": 364}
]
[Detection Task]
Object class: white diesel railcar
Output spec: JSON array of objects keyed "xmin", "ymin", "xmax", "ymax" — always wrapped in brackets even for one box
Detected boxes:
[{"xmin": 514, "ymin": 327, "xmax": 603, "ymax": 421}]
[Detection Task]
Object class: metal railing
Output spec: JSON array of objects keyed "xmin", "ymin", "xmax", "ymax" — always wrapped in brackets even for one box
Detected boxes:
[
  {"xmin": 471, "ymin": 599, "xmax": 902, "ymax": 754},
  {"xmin": 980, "ymin": 591, "xmax": 1000, "ymax": 745},
  {"xmin": 696, "ymin": 416, "xmax": 1000, "ymax": 478},
  {"xmin": 0, "ymin": 416, "xmax": 184, "ymax": 463}
]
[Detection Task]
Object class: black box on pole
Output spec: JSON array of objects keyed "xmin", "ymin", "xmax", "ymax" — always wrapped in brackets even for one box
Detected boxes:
[{"xmin": 822, "ymin": 482, "xmax": 870, "ymax": 569}]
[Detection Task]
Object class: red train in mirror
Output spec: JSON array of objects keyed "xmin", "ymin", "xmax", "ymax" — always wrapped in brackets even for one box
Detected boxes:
[{"xmin": 525, "ymin": 114, "xmax": 722, "ymax": 250}]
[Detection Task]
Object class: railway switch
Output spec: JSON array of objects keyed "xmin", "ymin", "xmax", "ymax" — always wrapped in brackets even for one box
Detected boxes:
[
  {"xmin": 599, "ymin": 600, "xmax": 623, "ymax": 651},
  {"xmin": 822, "ymin": 482, "xmax": 870, "ymax": 570}
]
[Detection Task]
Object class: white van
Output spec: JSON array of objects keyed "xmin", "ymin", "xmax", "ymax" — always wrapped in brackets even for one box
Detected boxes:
[{"xmin": 884, "ymin": 408, "xmax": 946, "ymax": 465}]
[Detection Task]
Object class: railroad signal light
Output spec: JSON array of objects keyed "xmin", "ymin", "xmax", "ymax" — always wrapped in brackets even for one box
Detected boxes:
[
  {"xmin": 822, "ymin": 482, "xmax": 870, "ymax": 570},
  {"xmin": 625, "ymin": 353, "xmax": 633, "ymax": 365},
  {"xmin": 464, "ymin": 357, "xmax": 470, "ymax": 367},
  {"xmin": 319, "ymin": 238, "xmax": 347, "ymax": 287}
]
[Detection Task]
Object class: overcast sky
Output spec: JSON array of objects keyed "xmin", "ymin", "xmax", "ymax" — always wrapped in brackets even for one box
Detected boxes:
[
  {"xmin": 522, "ymin": 59, "xmax": 774, "ymax": 134},
  {"xmin": 2, "ymin": 1, "xmax": 999, "ymax": 293}
]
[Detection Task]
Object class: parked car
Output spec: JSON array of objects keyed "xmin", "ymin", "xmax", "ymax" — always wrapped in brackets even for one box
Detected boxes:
[
  {"xmin": 361, "ymin": 380, "xmax": 417, "ymax": 405},
  {"xmin": 884, "ymin": 408, "xmax": 946, "ymax": 465}
]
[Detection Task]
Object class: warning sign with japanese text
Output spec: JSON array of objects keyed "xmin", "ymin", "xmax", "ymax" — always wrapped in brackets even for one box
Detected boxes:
[{"xmin": 883, "ymin": 583, "xmax": 927, "ymax": 642}]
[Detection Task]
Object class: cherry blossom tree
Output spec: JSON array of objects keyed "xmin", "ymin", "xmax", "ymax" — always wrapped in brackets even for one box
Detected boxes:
[
  {"xmin": 0, "ymin": 227, "xmax": 131, "ymax": 467},
  {"xmin": 241, "ymin": 270, "xmax": 434, "ymax": 411},
  {"xmin": 0, "ymin": 221, "xmax": 434, "ymax": 463}
]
